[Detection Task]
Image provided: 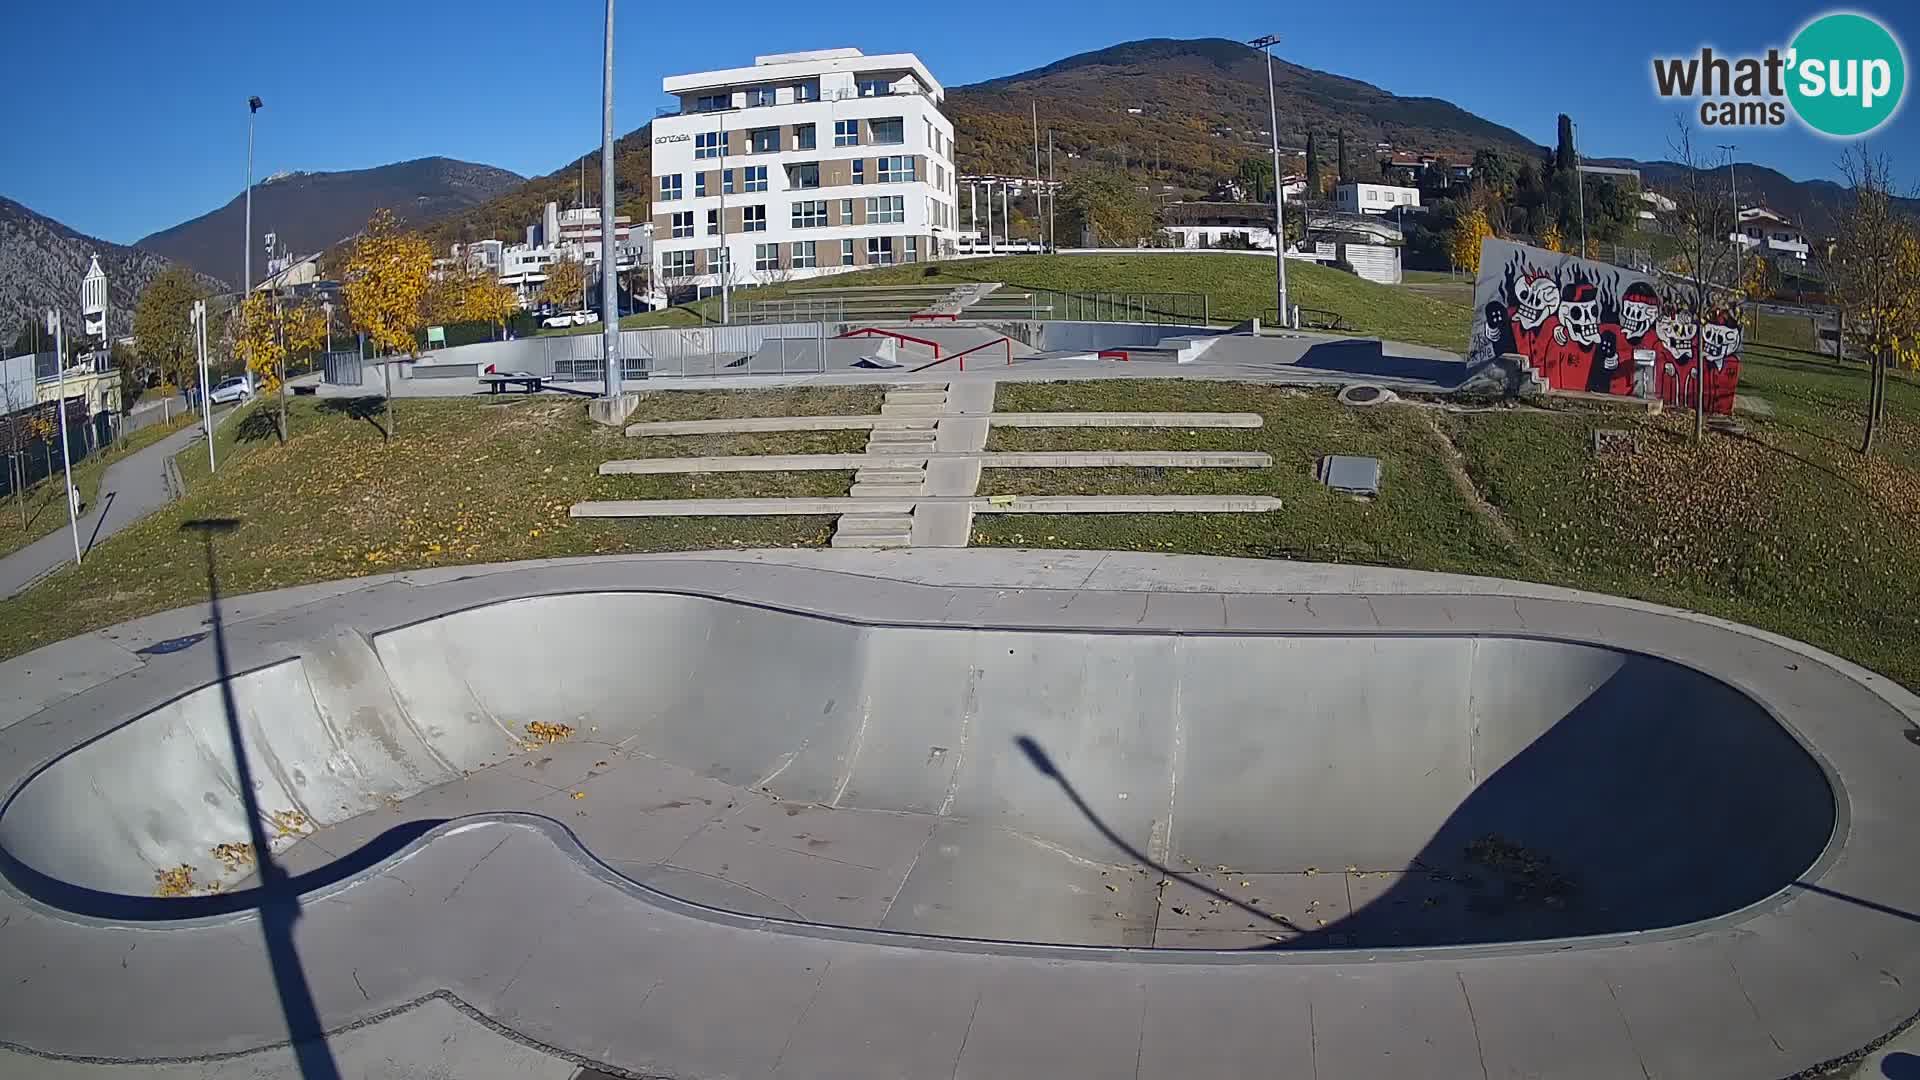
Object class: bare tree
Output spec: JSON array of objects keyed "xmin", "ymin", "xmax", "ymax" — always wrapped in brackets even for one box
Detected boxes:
[
  {"xmin": 1829, "ymin": 147, "xmax": 1920, "ymax": 455},
  {"xmin": 1664, "ymin": 119, "xmax": 1746, "ymax": 442},
  {"xmin": 0, "ymin": 374, "xmax": 33, "ymax": 529}
]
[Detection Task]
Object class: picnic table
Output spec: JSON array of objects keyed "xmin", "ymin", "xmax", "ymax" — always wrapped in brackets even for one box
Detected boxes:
[{"xmin": 480, "ymin": 372, "xmax": 545, "ymax": 395}]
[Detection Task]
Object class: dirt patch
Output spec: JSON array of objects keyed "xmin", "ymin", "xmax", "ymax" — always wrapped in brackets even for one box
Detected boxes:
[{"xmin": 1420, "ymin": 410, "xmax": 1530, "ymax": 560}]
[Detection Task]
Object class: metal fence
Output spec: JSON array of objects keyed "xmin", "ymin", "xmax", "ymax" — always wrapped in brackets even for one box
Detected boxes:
[
  {"xmin": 321, "ymin": 350, "xmax": 363, "ymax": 386},
  {"xmin": 739, "ymin": 297, "xmax": 848, "ymax": 325},
  {"xmin": 1010, "ymin": 289, "xmax": 1210, "ymax": 326}
]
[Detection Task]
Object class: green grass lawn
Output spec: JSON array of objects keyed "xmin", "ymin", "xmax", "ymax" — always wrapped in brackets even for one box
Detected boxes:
[
  {"xmin": 0, "ymin": 388, "xmax": 880, "ymax": 661},
  {"xmin": 0, "ymin": 411, "xmax": 201, "ymax": 560},
  {"xmin": 9, "ymin": 354, "xmax": 1919, "ymax": 697},
  {"xmin": 580, "ymin": 254, "xmax": 1475, "ymax": 352}
]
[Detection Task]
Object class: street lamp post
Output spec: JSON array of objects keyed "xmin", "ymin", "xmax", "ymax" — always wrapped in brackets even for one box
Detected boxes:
[
  {"xmin": 47, "ymin": 309, "xmax": 80, "ymax": 566},
  {"xmin": 191, "ymin": 300, "xmax": 215, "ymax": 473},
  {"xmin": 1572, "ymin": 120, "xmax": 1588, "ymax": 258},
  {"xmin": 600, "ymin": 0, "xmax": 623, "ymax": 394},
  {"xmin": 245, "ymin": 97, "xmax": 262, "ymax": 296},
  {"xmin": 1250, "ymin": 34, "xmax": 1288, "ymax": 328},
  {"xmin": 1718, "ymin": 144, "xmax": 1740, "ymax": 249}
]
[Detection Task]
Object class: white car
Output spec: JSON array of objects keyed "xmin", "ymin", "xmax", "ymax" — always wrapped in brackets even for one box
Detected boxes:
[
  {"xmin": 207, "ymin": 376, "xmax": 254, "ymax": 404},
  {"xmin": 540, "ymin": 310, "xmax": 600, "ymax": 328}
]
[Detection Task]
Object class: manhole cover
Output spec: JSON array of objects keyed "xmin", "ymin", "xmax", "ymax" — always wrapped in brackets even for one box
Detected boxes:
[
  {"xmin": 1337, "ymin": 384, "xmax": 1398, "ymax": 407},
  {"xmin": 1318, "ymin": 455, "xmax": 1381, "ymax": 497}
]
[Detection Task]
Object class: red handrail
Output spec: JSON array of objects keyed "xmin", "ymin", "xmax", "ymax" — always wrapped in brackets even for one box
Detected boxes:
[
  {"xmin": 837, "ymin": 326, "xmax": 941, "ymax": 357},
  {"xmin": 909, "ymin": 312, "xmax": 959, "ymax": 322},
  {"xmin": 948, "ymin": 335, "xmax": 1013, "ymax": 372}
]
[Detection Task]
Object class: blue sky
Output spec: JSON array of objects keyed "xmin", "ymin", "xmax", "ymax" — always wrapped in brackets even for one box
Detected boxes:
[{"xmin": 4, "ymin": 0, "xmax": 1914, "ymax": 244}]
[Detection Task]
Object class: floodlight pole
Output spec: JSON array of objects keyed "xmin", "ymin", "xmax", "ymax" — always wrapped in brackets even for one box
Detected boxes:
[
  {"xmin": 1251, "ymin": 34, "xmax": 1288, "ymax": 327},
  {"xmin": 48, "ymin": 309, "xmax": 80, "ymax": 565},
  {"xmin": 601, "ymin": 0, "xmax": 623, "ymax": 394}
]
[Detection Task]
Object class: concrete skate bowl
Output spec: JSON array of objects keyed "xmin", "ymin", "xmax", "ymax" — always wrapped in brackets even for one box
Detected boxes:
[{"xmin": 0, "ymin": 592, "xmax": 1837, "ymax": 952}]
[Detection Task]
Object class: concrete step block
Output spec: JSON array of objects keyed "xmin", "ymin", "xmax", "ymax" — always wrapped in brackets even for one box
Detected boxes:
[
  {"xmin": 880, "ymin": 403, "xmax": 947, "ymax": 417},
  {"xmin": 884, "ymin": 390, "xmax": 949, "ymax": 406},
  {"xmin": 849, "ymin": 482, "xmax": 925, "ymax": 499},
  {"xmin": 869, "ymin": 428, "xmax": 940, "ymax": 445},
  {"xmin": 854, "ymin": 468, "xmax": 927, "ymax": 485},
  {"xmin": 830, "ymin": 531, "xmax": 913, "ymax": 548},
  {"xmin": 836, "ymin": 513, "xmax": 915, "ymax": 535}
]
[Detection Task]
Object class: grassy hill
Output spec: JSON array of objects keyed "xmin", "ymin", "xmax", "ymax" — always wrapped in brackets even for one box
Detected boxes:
[{"xmin": 607, "ymin": 254, "xmax": 1474, "ymax": 353}]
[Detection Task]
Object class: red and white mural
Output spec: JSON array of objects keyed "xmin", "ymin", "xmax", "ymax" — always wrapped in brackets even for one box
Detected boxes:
[{"xmin": 1470, "ymin": 239, "xmax": 1740, "ymax": 413}]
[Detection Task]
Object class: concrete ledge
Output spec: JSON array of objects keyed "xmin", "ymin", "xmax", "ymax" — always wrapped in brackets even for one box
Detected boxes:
[
  {"xmin": 587, "ymin": 393, "xmax": 640, "ymax": 427},
  {"xmin": 626, "ymin": 412, "xmax": 1264, "ymax": 437},
  {"xmin": 572, "ymin": 495, "xmax": 1283, "ymax": 517},
  {"xmin": 599, "ymin": 451, "xmax": 1274, "ymax": 474}
]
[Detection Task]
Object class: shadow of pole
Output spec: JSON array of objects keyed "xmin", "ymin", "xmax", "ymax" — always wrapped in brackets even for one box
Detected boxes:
[
  {"xmin": 1013, "ymin": 735, "xmax": 1304, "ymax": 936},
  {"xmin": 184, "ymin": 517, "xmax": 342, "ymax": 1080},
  {"xmin": 1791, "ymin": 880, "xmax": 1920, "ymax": 925},
  {"xmin": 83, "ymin": 490, "xmax": 115, "ymax": 556}
]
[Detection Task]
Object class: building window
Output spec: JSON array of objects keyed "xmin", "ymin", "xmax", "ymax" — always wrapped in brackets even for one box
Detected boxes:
[
  {"xmin": 742, "ymin": 166, "xmax": 765, "ymax": 192},
  {"xmin": 792, "ymin": 124, "xmax": 818, "ymax": 152},
  {"xmin": 707, "ymin": 247, "xmax": 730, "ymax": 274},
  {"xmin": 840, "ymin": 198, "xmax": 856, "ymax": 224},
  {"xmin": 707, "ymin": 209, "xmax": 719, "ymax": 235},
  {"xmin": 746, "ymin": 85, "xmax": 775, "ymax": 107},
  {"xmin": 878, "ymin": 156, "xmax": 914, "ymax": 183},
  {"xmin": 694, "ymin": 94, "xmax": 728, "ymax": 112},
  {"xmin": 867, "ymin": 195, "xmax": 904, "ymax": 224},
  {"xmin": 867, "ymin": 236, "xmax": 895, "ymax": 264},
  {"xmin": 694, "ymin": 131, "xmax": 724, "ymax": 159},
  {"xmin": 793, "ymin": 200, "xmax": 828, "ymax": 228},
  {"xmin": 723, "ymin": 168, "xmax": 735, "ymax": 195},
  {"xmin": 852, "ymin": 160, "xmax": 864, "ymax": 185},
  {"xmin": 870, "ymin": 117, "xmax": 904, "ymax": 145},
  {"xmin": 788, "ymin": 162, "xmax": 820, "ymax": 189},
  {"xmin": 858, "ymin": 79, "xmax": 891, "ymax": 97},
  {"xmin": 742, "ymin": 205, "xmax": 766, "ymax": 232},
  {"xmin": 792, "ymin": 240, "xmax": 817, "ymax": 268},
  {"xmin": 755, "ymin": 243, "xmax": 781, "ymax": 272},
  {"xmin": 794, "ymin": 80, "xmax": 820, "ymax": 103},
  {"xmin": 834, "ymin": 119, "xmax": 860, "ymax": 147},
  {"xmin": 695, "ymin": 172, "xmax": 707, "ymax": 197},
  {"xmin": 842, "ymin": 239, "xmax": 856, "ymax": 265},
  {"xmin": 663, "ymin": 250, "xmax": 696, "ymax": 277},
  {"xmin": 905, "ymin": 236, "xmax": 918, "ymax": 263},
  {"xmin": 670, "ymin": 211, "xmax": 693, "ymax": 239},
  {"xmin": 658, "ymin": 174, "xmax": 682, "ymax": 201},
  {"xmin": 750, "ymin": 127, "xmax": 779, "ymax": 153}
]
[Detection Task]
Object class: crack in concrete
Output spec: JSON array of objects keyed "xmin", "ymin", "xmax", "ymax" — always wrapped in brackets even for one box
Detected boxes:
[
  {"xmin": 1457, "ymin": 973, "xmax": 1491, "ymax": 1080},
  {"xmin": 442, "ymin": 836, "xmax": 511, "ymax": 903},
  {"xmin": 948, "ymin": 991, "xmax": 983, "ymax": 1080}
]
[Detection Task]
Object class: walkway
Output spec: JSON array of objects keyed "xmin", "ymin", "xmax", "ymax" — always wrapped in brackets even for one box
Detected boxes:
[{"xmin": 0, "ymin": 409, "xmax": 228, "ymax": 598}]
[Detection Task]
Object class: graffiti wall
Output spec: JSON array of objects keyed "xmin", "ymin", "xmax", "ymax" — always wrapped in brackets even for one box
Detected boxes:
[{"xmin": 1469, "ymin": 239, "xmax": 1741, "ymax": 413}]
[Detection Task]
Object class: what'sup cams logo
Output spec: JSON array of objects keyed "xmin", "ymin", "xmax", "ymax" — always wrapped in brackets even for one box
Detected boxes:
[{"xmin": 1652, "ymin": 12, "xmax": 1906, "ymax": 136}]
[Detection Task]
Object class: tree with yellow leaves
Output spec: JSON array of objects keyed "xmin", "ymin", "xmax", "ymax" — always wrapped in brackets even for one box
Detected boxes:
[
  {"xmin": 1449, "ymin": 207, "xmax": 1493, "ymax": 276},
  {"xmin": 1540, "ymin": 223, "xmax": 1565, "ymax": 253},
  {"xmin": 342, "ymin": 209, "xmax": 434, "ymax": 439},
  {"xmin": 234, "ymin": 293, "xmax": 288, "ymax": 439},
  {"xmin": 1830, "ymin": 147, "xmax": 1920, "ymax": 454},
  {"xmin": 463, "ymin": 274, "xmax": 519, "ymax": 339},
  {"xmin": 540, "ymin": 256, "xmax": 587, "ymax": 314}
]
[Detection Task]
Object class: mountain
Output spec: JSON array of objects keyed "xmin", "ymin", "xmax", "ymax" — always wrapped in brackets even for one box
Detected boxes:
[
  {"xmin": 136, "ymin": 156, "xmax": 523, "ymax": 288},
  {"xmin": 420, "ymin": 138, "xmax": 654, "ymax": 254},
  {"xmin": 0, "ymin": 196, "xmax": 213, "ymax": 351},
  {"xmin": 1593, "ymin": 157, "xmax": 1919, "ymax": 237},
  {"xmin": 946, "ymin": 38, "xmax": 1544, "ymax": 188}
]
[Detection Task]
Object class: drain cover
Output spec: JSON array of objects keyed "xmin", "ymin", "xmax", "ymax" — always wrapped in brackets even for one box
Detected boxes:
[
  {"xmin": 1337, "ymin": 384, "xmax": 1398, "ymax": 407},
  {"xmin": 1319, "ymin": 455, "xmax": 1381, "ymax": 497}
]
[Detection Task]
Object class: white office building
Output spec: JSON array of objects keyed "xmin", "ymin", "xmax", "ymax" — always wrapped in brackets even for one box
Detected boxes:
[
  {"xmin": 650, "ymin": 48, "xmax": 959, "ymax": 298},
  {"xmin": 1336, "ymin": 182, "xmax": 1421, "ymax": 216}
]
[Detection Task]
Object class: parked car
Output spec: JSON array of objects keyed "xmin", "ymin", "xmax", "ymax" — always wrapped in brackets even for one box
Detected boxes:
[
  {"xmin": 207, "ymin": 376, "xmax": 254, "ymax": 404},
  {"xmin": 540, "ymin": 310, "xmax": 600, "ymax": 329}
]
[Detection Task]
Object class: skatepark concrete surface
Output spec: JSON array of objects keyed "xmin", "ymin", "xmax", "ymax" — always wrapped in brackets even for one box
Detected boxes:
[{"xmin": 1, "ymin": 549, "xmax": 1917, "ymax": 1079}]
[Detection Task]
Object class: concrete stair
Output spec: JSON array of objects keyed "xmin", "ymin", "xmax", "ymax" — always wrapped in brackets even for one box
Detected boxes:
[
  {"xmin": 831, "ymin": 513, "xmax": 915, "ymax": 548},
  {"xmin": 868, "ymin": 428, "xmax": 939, "ymax": 447},
  {"xmin": 849, "ymin": 482, "xmax": 925, "ymax": 499},
  {"xmin": 854, "ymin": 467, "xmax": 927, "ymax": 485},
  {"xmin": 879, "ymin": 403, "xmax": 947, "ymax": 417}
]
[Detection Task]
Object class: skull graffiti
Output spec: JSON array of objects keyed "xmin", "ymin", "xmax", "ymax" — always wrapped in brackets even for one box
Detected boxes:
[
  {"xmin": 1557, "ymin": 284, "xmax": 1601, "ymax": 346},
  {"xmin": 1657, "ymin": 310, "xmax": 1697, "ymax": 359},
  {"xmin": 1515, "ymin": 275, "xmax": 1560, "ymax": 329},
  {"xmin": 1701, "ymin": 320, "xmax": 1740, "ymax": 368},
  {"xmin": 1620, "ymin": 284, "xmax": 1661, "ymax": 339}
]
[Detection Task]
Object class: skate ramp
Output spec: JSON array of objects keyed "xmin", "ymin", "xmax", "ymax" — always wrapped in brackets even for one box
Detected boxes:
[{"xmin": 0, "ymin": 592, "xmax": 1834, "ymax": 947}]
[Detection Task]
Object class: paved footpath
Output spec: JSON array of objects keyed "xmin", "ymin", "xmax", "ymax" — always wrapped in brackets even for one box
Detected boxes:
[{"xmin": 0, "ymin": 409, "xmax": 229, "ymax": 598}]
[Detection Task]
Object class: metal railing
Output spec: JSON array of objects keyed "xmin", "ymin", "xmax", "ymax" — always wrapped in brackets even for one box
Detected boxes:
[
  {"xmin": 740, "ymin": 297, "xmax": 847, "ymax": 325},
  {"xmin": 1010, "ymin": 289, "xmax": 1210, "ymax": 326},
  {"xmin": 321, "ymin": 349, "xmax": 364, "ymax": 386}
]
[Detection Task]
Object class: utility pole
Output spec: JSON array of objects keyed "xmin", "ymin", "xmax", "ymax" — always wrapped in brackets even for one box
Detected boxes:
[
  {"xmin": 191, "ymin": 300, "xmax": 214, "ymax": 473},
  {"xmin": 1032, "ymin": 101, "xmax": 1040, "ymax": 249},
  {"xmin": 1250, "ymin": 34, "xmax": 1289, "ymax": 326},
  {"xmin": 600, "ymin": 0, "xmax": 623, "ymax": 395},
  {"xmin": 48, "ymin": 309, "xmax": 79, "ymax": 566},
  {"xmin": 718, "ymin": 113, "xmax": 730, "ymax": 321},
  {"xmin": 1047, "ymin": 130, "xmax": 1055, "ymax": 254},
  {"xmin": 986, "ymin": 181, "xmax": 995, "ymax": 255}
]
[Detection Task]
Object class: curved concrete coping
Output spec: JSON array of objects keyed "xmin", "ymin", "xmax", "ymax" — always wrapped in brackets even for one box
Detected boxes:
[{"xmin": 0, "ymin": 553, "xmax": 1915, "ymax": 1079}]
